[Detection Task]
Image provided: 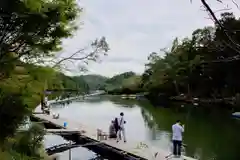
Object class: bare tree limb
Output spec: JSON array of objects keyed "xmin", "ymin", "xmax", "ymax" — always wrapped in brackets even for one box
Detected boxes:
[
  {"xmin": 52, "ymin": 48, "xmax": 88, "ymax": 67},
  {"xmin": 51, "ymin": 37, "xmax": 109, "ymax": 71},
  {"xmin": 201, "ymin": 0, "xmax": 240, "ymax": 54},
  {"xmin": 214, "ymin": 8, "xmax": 232, "ymax": 13},
  {"xmin": 232, "ymin": 0, "xmax": 239, "ymax": 10}
]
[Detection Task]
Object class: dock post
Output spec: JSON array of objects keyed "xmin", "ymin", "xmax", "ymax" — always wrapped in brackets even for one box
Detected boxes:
[{"xmin": 69, "ymin": 141, "xmax": 72, "ymax": 160}]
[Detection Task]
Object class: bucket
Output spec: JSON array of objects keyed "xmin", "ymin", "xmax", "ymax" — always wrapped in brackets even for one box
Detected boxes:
[{"xmin": 63, "ymin": 122, "xmax": 67, "ymax": 128}]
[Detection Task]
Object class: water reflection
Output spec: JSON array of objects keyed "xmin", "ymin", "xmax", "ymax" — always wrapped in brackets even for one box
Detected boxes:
[
  {"xmin": 44, "ymin": 135, "xmax": 104, "ymax": 160},
  {"xmin": 51, "ymin": 100, "xmax": 73, "ymax": 108},
  {"xmin": 136, "ymin": 101, "xmax": 240, "ymax": 160},
  {"xmin": 46, "ymin": 97, "xmax": 240, "ymax": 160}
]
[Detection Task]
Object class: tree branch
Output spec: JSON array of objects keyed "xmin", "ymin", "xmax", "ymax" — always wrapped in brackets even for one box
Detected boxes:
[
  {"xmin": 201, "ymin": 0, "xmax": 240, "ymax": 53},
  {"xmin": 52, "ymin": 48, "xmax": 86, "ymax": 68},
  {"xmin": 51, "ymin": 37, "xmax": 109, "ymax": 70},
  {"xmin": 232, "ymin": 0, "xmax": 239, "ymax": 10}
]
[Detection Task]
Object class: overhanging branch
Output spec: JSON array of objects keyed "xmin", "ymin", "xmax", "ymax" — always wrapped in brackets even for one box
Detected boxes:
[
  {"xmin": 51, "ymin": 37, "xmax": 109, "ymax": 70},
  {"xmin": 201, "ymin": 0, "xmax": 240, "ymax": 54},
  {"xmin": 52, "ymin": 48, "xmax": 88, "ymax": 68}
]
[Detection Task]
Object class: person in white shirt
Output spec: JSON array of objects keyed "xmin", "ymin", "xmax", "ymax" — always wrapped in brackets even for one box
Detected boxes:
[
  {"xmin": 116, "ymin": 112, "xmax": 126, "ymax": 143},
  {"xmin": 172, "ymin": 120, "xmax": 184, "ymax": 157}
]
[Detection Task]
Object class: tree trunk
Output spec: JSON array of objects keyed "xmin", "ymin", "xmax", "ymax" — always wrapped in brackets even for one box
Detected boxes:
[
  {"xmin": 173, "ymin": 80, "xmax": 180, "ymax": 95},
  {"xmin": 187, "ymin": 83, "xmax": 191, "ymax": 99}
]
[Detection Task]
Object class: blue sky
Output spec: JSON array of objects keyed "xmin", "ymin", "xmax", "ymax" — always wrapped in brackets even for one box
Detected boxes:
[{"xmin": 59, "ymin": 0, "xmax": 240, "ymax": 77}]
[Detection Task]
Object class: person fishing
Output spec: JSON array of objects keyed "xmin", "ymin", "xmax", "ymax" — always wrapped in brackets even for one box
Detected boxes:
[
  {"xmin": 114, "ymin": 118, "xmax": 119, "ymax": 134},
  {"xmin": 172, "ymin": 120, "xmax": 184, "ymax": 157},
  {"xmin": 109, "ymin": 120, "xmax": 117, "ymax": 138},
  {"xmin": 40, "ymin": 96, "xmax": 45, "ymax": 112},
  {"xmin": 116, "ymin": 112, "xmax": 126, "ymax": 143}
]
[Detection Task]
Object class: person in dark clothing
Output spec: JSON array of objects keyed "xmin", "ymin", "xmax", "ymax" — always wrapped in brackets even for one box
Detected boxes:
[
  {"xmin": 114, "ymin": 118, "xmax": 119, "ymax": 134},
  {"xmin": 114, "ymin": 117, "xmax": 121, "ymax": 140},
  {"xmin": 109, "ymin": 120, "xmax": 117, "ymax": 138},
  {"xmin": 40, "ymin": 95, "xmax": 46, "ymax": 112},
  {"xmin": 173, "ymin": 140, "xmax": 182, "ymax": 156}
]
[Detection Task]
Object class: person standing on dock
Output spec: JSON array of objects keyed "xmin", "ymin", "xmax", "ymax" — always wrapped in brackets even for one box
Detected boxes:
[
  {"xmin": 117, "ymin": 112, "xmax": 126, "ymax": 143},
  {"xmin": 109, "ymin": 120, "xmax": 117, "ymax": 138},
  {"xmin": 114, "ymin": 117, "xmax": 120, "ymax": 137},
  {"xmin": 172, "ymin": 120, "xmax": 184, "ymax": 157}
]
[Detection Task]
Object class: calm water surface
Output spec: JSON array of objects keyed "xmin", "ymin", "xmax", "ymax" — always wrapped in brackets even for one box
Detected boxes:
[{"xmin": 44, "ymin": 96, "xmax": 240, "ymax": 160}]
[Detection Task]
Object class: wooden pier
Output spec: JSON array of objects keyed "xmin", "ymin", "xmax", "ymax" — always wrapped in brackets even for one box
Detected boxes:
[
  {"xmin": 31, "ymin": 111, "xmax": 197, "ymax": 160},
  {"xmin": 48, "ymin": 91, "xmax": 105, "ymax": 105}
]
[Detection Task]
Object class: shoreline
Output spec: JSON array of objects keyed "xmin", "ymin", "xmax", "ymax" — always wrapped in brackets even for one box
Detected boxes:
[{"xmin": 104, "ymin": 93, "xmax": 237, "ymax": 108}]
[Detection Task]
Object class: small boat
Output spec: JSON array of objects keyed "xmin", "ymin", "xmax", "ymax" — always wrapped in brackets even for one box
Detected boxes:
[
  {"xmin": 121, "ymin": 95, "xmax": 127, "ymax": 99},
  {"xmin": 232, "ymin": 112, "xmax": 240, "ymax": 118},
  {"xmin": 193, "ymin": 103, "xmax": 199, "ymax": 106},
  {"xmin": 129, "ymin": 94, "xmax": 136, "ymax": 99}
]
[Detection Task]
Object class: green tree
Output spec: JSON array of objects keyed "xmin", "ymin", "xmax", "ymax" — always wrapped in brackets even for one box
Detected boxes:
[
  {"xmin": 13, "ymin": 124, "xmax": 46, "ymax": 158},
  {"xmin": 142, "ymin": 11, "xmax": 240, "ymax": 107},
  {"xmin": 0, "ymin": 91, "xmax": 29, "ymax": 143},
  {"xmin": 0, "ymin": 0, "xmax": 109, "ymax": 159},
  {"xmin": 1, "ymin": 123, "xmax": 46, "ymax": 160},
  {"xmin": 0, "ymin": 0, "xmax": 80, "ymax": 78},
  {"xmin": 0, "ymin": 0, "xmax": 109, "ymax": 142}
]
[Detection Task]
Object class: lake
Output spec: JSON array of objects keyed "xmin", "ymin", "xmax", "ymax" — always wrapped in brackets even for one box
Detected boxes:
[{"xmin": 44, "ymin": 96, "xmax": 240, "ymax": 160}]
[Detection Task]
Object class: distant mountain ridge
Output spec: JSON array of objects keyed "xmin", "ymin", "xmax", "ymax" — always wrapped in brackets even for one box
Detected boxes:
[
  {"xmin": 78, "ymin": 74, "xmax": 108, "ymax": 90},
  {"xmin": 77, "ymin": 72, "xmax": 138, "ymax": 91}
]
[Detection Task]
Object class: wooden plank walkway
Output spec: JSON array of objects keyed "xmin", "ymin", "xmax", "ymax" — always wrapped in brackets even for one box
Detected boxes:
[
  {"xmin": 46, "ymin": 141, "xmax": 105, "ymax": 155},
  {"xmin": 33, "ymin": 112, "xmax": 197, "ymax": 160},
  {"xmin": 46, "ymin": 129, "xmax": 80, "ymax": 135},
  {"xmin": 47, "ymin": 92, "xmax": 105, "ymax": 105}
]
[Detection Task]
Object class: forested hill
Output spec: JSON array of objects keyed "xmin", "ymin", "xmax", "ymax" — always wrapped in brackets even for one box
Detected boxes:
[
  {"xmin": 42, "ymin": 71, "xmax": 138, "ymax": 94},
  {"xmin": 104, "ymin": 72, "xmax": 137, "ymax": 90},
  {"xmin": 78, "ymin": 74, "xmax": 108, "ymax": 90},
  {"xmin": 105, "ymin": 72, "xmax": 136, "ymax": 85},
  {"xmin": 57, "ymin": 73, "xmax": 90, "ymax": 93},
  {"xmin": 4, "ymin": 64, "xmax": 91, "ymax": 99},
  {"xmin": 78, "ymin": 72, "xmax": 139, "ymax": 91}
]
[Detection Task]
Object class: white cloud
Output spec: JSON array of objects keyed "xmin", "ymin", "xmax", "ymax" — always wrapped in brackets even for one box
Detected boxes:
[{"xmin": 60, "ymin": 0, "xmax": 240, "ymax": 77}]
